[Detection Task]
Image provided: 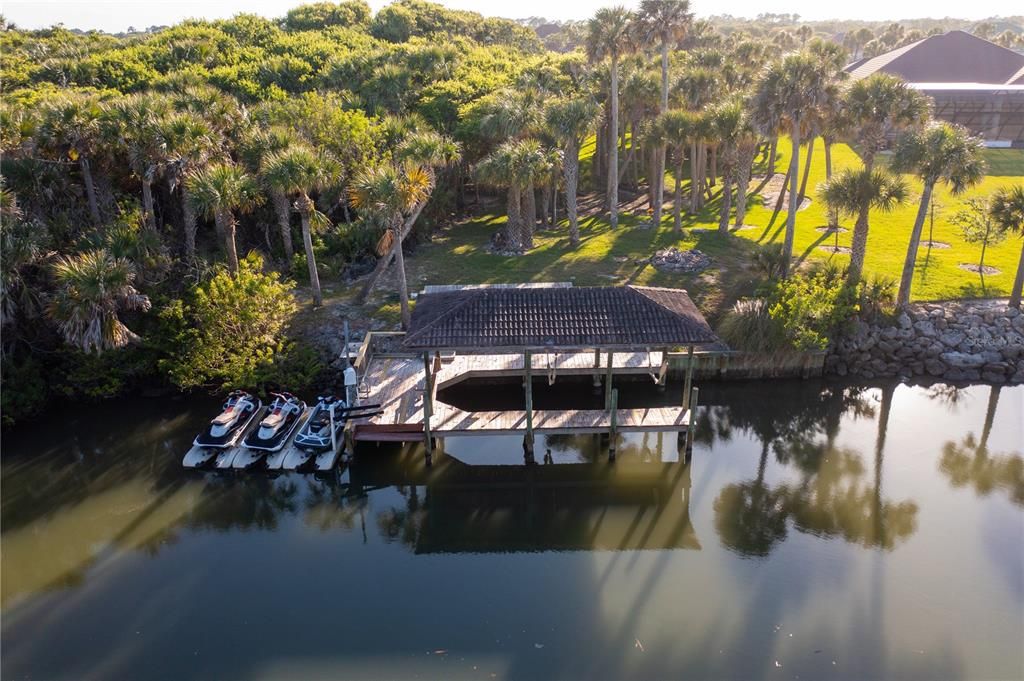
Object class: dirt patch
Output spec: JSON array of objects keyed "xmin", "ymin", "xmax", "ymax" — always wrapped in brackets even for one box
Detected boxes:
[
  {"xmin": 958, "ymin": 263, "xmax": 1001, "ymax": 275},
  {"xmin": 923, "ymin": 241, "xmax": 951, "ymax": 249},
  {"xmin": 819, "ymin": 245, "xmax": 852, "ymax": 254},
  {"xmin": 734, "ymin": 224, "xmax": 761, "ymax": 231},
  {"xmin": 759, "ymin": 173, "xmax": 812, "ymax": 211},
  {"xmin": 815, "ymin": 226, "xmax": 848, "ymax": 234}
]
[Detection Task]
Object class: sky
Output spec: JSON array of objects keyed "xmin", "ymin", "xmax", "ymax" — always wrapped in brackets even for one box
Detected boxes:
[{"xmin": 3, "ymin": 0, "xmax": 1018, "ymax": 33}]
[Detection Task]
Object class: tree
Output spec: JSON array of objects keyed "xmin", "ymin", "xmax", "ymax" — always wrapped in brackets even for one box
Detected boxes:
[
  {"xmin": 654, "ymin": 109, "xmax": 698, "ymax": 232},
  {"xmin": 262, "ymin": 146, "xmax": 340, "ymax": 307},
  {"xmin": 891, "ymin": 122, "xmax": 986, "ymax": 307},
  {"xmin": 159, "ymin": 112, "xmax": 220, "ymax": 262},
  {"xmin": 707, "ymin": 99, "xmax": 756, "ymax": 233},
  {"xmin": 48, "ymin": 249, "xmax": 152, "ymax": 353},
  {"xmin": 159, "ymin": 252, "xmax": 298, "ymax": 390},
  {"xmin": 636, "ymin": 0, "xmax": 692, "ymax": 229},
  {"xmin": 476, "ymin": 139, "xmax": 547, "ymax": 252},
  {"xmin": 36, "ymin": 94, "xmax": 105, "ymax": 227},
  {"xmin": 753, "ymin": 52, "xmax": 830, "ymax": 276},
  {"xmin": 820, "ymin": 168, "xmax": 908, "ymax": 286},
  {"xmin": 545, "ymin": 97, "xmax": 601, "ymax": 245},
  {"xmin": 356, "ymin": 130, "xmax": 460, "ymax": 303},
  {"xmin": 989, "ymin": 185, "xmax": 1024, "ymax": 308},
  {"xmin": 586, "ymin": 6, "xmax": 635, "ymax": 230},
  {"xmin": 348, "ymin": 164, "xmax": 431, "ymax": 329},
  {"xmin": 843, "ymin": 73, "xmax": 931, "ymax": 171},
  {"xmin": 953, "ymin": 197, "xmax": 1008, "ymax": 292},
  {"xmin": 242, "ymin": 125, "xmax": 300, "ymax": 264},
  {"xmin": 186, "ymin": 162, "xmax": 263, "ymax": 274}
]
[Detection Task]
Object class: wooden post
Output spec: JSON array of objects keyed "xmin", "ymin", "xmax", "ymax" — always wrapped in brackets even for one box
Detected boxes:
[
  {"xmin": 524, "ymin": 350, "xmax": 534, "ymax": 454},
  {"xmin": 422, "ymin": 351, "xmax": 433, "ymax": 464},
  {"xmin": 682, "ymin": 345, "xmax": 695, "ymax": 410},
  {"xmin": 605, "ymin": 350, "xmax": 614, "ymax": 410},
  {"xmin": 608, "ymin": 388, "xmax": 619, "ymax": 461},
  {"xmin": 657, "ymin": 346, "xmax": 669, "ymax": 387},
  {"xmin": 593, "ymin": 348, "xmax": 602, "ymax": 391},
  {"xmin": 685, "ymin": 386, "xmax": 698, "ymax": 459}
]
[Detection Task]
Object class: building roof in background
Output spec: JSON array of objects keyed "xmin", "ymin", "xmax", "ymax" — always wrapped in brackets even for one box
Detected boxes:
[
  {"xmin": 846, "ymin": 31, "xmax": 1024, "ymax": 86},
  {"xmin": 403, "ymin": 285, "xmax": 719, "ymax": 352}
]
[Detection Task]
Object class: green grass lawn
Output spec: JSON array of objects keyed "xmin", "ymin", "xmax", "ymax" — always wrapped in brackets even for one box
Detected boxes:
[{"xmin": 355, "ymin": 138, "xmax": 1023, "ymax": 326}]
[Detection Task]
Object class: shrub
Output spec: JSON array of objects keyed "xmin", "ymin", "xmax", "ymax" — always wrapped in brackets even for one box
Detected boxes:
[
  {"xmin": 718, "ymin": 298, "xmax": 788, "ymax": 354},
  {"xmin": 158, "ymin": 252, "xmax": 299, "ymax": 390},
  {"xmin": 767, "ymin": 267, "xmax": 860, "ymax": 351},
  {"xmin": 753, "ymin": 243, "xmax": 788, "ymax": 283}
]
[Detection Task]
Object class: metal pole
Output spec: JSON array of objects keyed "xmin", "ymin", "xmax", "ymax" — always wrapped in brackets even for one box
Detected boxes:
[
  {"xmin": 605, "ymin": 350, "xmax": 614, "ymax": 410},
  {"xmin": 524, "ymin": 350, "xmax": 534, "ymax": 453},
  {"xmin": 682, "ymin": 345, "xmax": 695, "ymax": 410},
  {"xmin": 343, "ymin": 320, "xmax": 350, "ymax": 363},
  {"xmin": 330, "ymin": 403, "xmax": 337, "ymax": 454}
]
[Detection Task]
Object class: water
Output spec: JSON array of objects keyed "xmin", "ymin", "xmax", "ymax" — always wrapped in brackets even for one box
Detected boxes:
[{"xmin": 2, "ymin": 381, "xmax": 1022, "ymax": 681}]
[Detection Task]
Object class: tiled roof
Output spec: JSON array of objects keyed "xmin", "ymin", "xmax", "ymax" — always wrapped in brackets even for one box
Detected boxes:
[
  {"xmin": 846, "ymin": 31, "xmax": 1024, "ymax": 85},
  {"xmin": 403, "ymin": 285, "xmax": 719, "ymax": 351}
]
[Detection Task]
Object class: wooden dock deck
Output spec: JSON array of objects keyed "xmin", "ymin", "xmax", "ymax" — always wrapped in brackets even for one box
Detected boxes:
[{"xmin": 355, "ymin": 350, "xmax": 691, "ymax": 441}]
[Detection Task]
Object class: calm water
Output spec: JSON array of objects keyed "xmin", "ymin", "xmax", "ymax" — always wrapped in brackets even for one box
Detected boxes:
[{"xmin": 2, "ymin": 380, "xmax": 1022, "ymax": 681}]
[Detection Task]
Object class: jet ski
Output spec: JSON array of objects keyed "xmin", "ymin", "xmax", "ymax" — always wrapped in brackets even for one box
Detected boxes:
[
  {"xmin": 235, "ymin": 392, "xmax": 306, "ymax": 469},
  {"xmin": 183, "ymin": 391, "xmax": 262, "ymax": 468},
  {"xmin": 286, "ymin": 397, "xmax": 383, "ymax": 471}
]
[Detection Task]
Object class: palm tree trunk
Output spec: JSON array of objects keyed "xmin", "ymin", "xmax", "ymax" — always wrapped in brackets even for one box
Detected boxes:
[
  {"xmin": 506, "ymin": 185, "xmax": 523, "ymax": 250},
  {"xmin": 300, "ymin": 201, "xmax": 322, "ymax": 307},
  {"xmin": 1010, "ymin": 239, "xmax": 1024, "ymax": 309},
  {"xmin": 565, "ymin": 140, "xmax": 581, "ymax": 246},
  {"xmin": 655, "ymin": 40, "xmax": 668, "ymax": 230},
  {"xmin": 734, "ymin": 143, "xmax": 756, "ymax": 227},
  {"xmin": 848, "ymin": 204, "xmax": 870, "ymax": 286},
  {"xmin": 798, "ymin": 133, "xmax": 815, "ymax": 201},
  {"xmin": 709, "ymin": 146, "xmax": 717, "ymax": 187},
  {"xmin": 219, "ymin": 210, "xmax": 239, "ymax": 274},
  {"xmin": 609, "ymin": 55, "xmax": 619, "ymax": 229},
  {"xmin": 141, "ymin": 175, "xmax": 157, "ymax": 232},
  {"xmin": 79, "ymin": 156, "xmax": 102, "ymax": 227},
  {"xmin": 768, "ymin": 136, "xmax": 778, "ymax": 173},
  {"xmin": 783, "ymin": 121, "xmax": 802, "ymax": 277},
  {"xmin": 392, "ymin": 225, "xmax": 411, "ymax": 330},
  {"xmin": 689, "ymin": 141, "xmax": 699, "ymax": 214},
  {"xmin": 272, "ymin": 189, "xmax": 294, "ymax": 263},
  {"xmin": 356, "ymin": 199, "xmax": 427, "ymax": 303},
  {"xmin": 719, "ymin": 170, "xmax": 733, "ymax": 233},
  {"xmin": 897, "ymin": 182, "xmax": 934, "ymax": 307},
  {"xmin": 674, "ymin": 150, "xmax": 684, "ymax": 233},
  {"xmin": 540, "ymin": 182, "xmax": 552, "ymax": 229},
  {"xmin": 523, "ymin": 181, "xmax": 536, "ymax": 248},
  {"xmin": 182, "ymin": 185, "xmax": 198, "ymax": 262}
]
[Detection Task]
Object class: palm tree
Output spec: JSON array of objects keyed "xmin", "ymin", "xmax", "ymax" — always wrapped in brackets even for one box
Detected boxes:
[
  {"xmin": 753, "ymin": 52, "xmax": 831, "ymax": 276},
  {"xmin": 637, "ymin": 0, "xmax": 692, "ymax": 228},
  {"xmin": 676, "ymin": 66, "xmax": 718, "ymax": 212},
  {"xmin": 262, "ymin": 146, "xmax": 340, "ymax": 306},
  {"xmin": 36, "ymin": 94, "xmax": 104, "ymax": 227},
  {"xmin": 48, "ymin": 249, "xmax": 152, "ymax": 353},
  {"xmin": 891, "ymin": 122, "xmax": 987, "ymax": 307},
  {"xmin": 655, "ymin": 109, "xmax": 699, "ymax": 232},
  {"xmin": 990, "ymin": 184, "xmax": 1024, "ymax": 309},
  {"xmin": 159, "ymin": 112, "xmax": 220, "ymax": 262},
  {"xmin": 355, "ymin": 131, "xmax": 460, "ymax": 304},
  {"xmin": 102, "ymin": 93, "xmax": 173, "ymax": 233},
  {"xmin": 843, "ymin": 73, "xmax": 931, "ymax": 171},
  {"xmin": 820, "ymin": 168, "xmax": 908, "ymax": 285},
  {"xmin": 186, "ymin": 162, "xmax": 262, "ymax": 274},
  {"xmin": 545, "ymin": 98, "xmax": 602, "ymax": 245},
  {"xmin": 348, "ymin": 164, "xmax": 431, "ymax": 329},
  {"xmin": 708, "ymin": 99, "xmax": 756, "ymax": 233},
  {"xmin": 476, "ymin": 139, "xmax": 546, "ymax": 251},
  {"xmin": 241, "ymin": 125, "xmax": 301, "ymax": 263},
  {"xmin": 586, "ymin": 6, "xmax": 635, "ymax": 230}
]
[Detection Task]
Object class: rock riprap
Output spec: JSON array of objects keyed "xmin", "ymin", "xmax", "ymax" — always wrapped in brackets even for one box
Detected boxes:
[{"xmin": 650, "ymin": 247, "xmax": 711, "ymax": 273}]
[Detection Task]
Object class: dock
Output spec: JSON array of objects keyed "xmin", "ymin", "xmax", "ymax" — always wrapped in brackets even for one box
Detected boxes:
[{"xmin": 356, "ymin": 349, "xmax": 691, "ymax": 440}]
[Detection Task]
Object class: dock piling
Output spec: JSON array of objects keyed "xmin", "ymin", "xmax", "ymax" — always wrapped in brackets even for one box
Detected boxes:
[
  {"xmin": 608, "ymin": 388, "xmax": 619, "ymax": 461},
  {"xmin": 684, "ymin": 386, "xmax": 698, "ymax": 461},
  {"xmin": 423, "ymin": 352, "xmax": 434, "ymax": 465},
  {"xmin": 524, "ymin": 350, "xmax": 535, "ymax": 455},
  {"xmin": 682, "ymin": 345, "xmax": 695, "ymax": 410}
]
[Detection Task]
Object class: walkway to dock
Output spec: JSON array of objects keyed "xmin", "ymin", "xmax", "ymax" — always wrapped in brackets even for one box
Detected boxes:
[{"xmin": 355, "ymin": 350, "xmax": 690, "ymax": 441}]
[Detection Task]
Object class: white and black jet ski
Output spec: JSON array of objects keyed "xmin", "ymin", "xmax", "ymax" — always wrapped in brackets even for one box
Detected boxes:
[
  {"xmin": 183, "ymin": 391, "xmax": 262, "ymax": 468},
  {"xmin": 285, "ymin": 397, "xmax": 383, "ymax": 471},
  {"xmin": 234, "ymin": 392, "xmax": 306, "ymax": 469}
]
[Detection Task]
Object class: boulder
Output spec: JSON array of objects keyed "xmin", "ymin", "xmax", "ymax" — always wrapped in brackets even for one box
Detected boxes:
[
  {"xmin": 941, "ymin": 351, "xmax": 986, "ymax": 368},
  {"xmin": 925, "ymin": 359, "xmax": 947, "ymax": 376}
]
